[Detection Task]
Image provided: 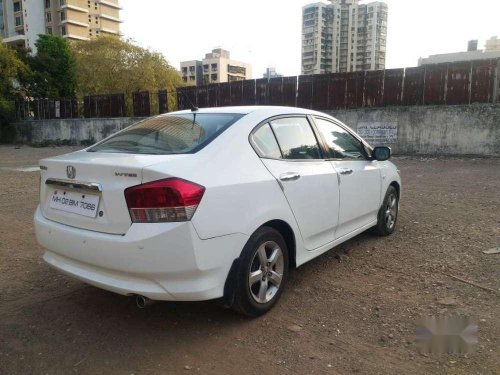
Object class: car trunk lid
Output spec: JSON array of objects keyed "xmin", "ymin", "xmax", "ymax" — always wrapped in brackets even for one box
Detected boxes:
[{"xmin": 39, "ymin": 150, "xmax": 171, "ymax": 234}]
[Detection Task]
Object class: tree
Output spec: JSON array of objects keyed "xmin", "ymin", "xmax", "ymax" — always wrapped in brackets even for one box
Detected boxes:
[
  {"xmin": 27, "ymin": 35, "xmax": 77, "ymax": 98},
  {"xmin": 0, "ymin": 43, "xmax": 28, "ymax": 141},
  {"xmin": 71, "ymin": 36, "xmax": 183, "ymax": 112}
]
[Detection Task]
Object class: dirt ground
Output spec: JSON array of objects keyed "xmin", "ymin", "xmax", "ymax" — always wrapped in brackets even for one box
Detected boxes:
[{"xmin": 0, "ymin": 145, "xmax": 498, "ymax": 375}]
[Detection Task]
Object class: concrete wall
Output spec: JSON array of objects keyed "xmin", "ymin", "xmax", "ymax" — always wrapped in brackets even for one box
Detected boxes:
[
  {"xmin": 324, "ymin": 104, "xmax": 500, "ymax": 156},
  {"xmin": 16, "ymin": 117, "xmax": 145, "ymax": 145},
  {"xmin": 13, "ymin": 104, "xmax": 500, "ymax": 156}
]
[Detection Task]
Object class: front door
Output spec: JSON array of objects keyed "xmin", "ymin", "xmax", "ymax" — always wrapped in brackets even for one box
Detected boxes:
[
  {"xmin": 314, "ymin": 117, "xmax": 381, "ymax": 238},
  {"xmin": 252, "ymin": 117, "xmax": 340, "ymax": 250}
]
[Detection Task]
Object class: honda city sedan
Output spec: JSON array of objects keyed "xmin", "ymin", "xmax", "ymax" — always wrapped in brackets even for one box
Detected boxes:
[{"xmin": 34, "ymin": 106, "xmax": 401, "ymax": 316}]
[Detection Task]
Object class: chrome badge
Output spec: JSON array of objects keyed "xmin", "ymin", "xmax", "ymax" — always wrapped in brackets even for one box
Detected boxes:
[{"xmin": 66, "ymin": 165, "xmax": 76, "ymax": 179}]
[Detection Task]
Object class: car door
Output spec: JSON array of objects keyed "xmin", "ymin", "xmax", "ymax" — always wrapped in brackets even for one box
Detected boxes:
[
  {"xmin": 251, "ymin": 117, "xmax": 339, "ymax": 251},
  {"xmin": 313, "ymin": 117, "xmax": 381, "ymax": 239}
]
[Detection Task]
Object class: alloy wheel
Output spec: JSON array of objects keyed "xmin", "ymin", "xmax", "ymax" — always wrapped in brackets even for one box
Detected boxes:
[
  {"xmin": 385, "ymin": 193, "xmax": 398, "ymax": 230},
  {"xmin": 248, "ymin": 241, "xmax": 284, "ymax": 304}
]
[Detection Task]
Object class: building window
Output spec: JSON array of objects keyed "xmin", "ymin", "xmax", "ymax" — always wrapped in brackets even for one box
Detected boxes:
[
  {"xmin": 60, "ymin": 11, "xmax": 66, "ymax": 21},
  {"xmin": 61, "ymin": 25, "xmax": 66, "ymax": 35},
  {"xmin": 46, "ymin": 12, "xmax": 52, "ymax": 23},
  {"xmin": 211, "ymin": 63, "xmax": 217, "ymax": 71},
  {"xmin": 45, "ymin": 0, "xmax": 50, "ymax": 8},
  {"xmin": 15, "ymin": 16, "xmax": 22, "ymax": 26},
  {"xmin": 13, "ymin": 2, "xmax": 21, "ymax": 12},
  {"xmin": 59, "ymin": 0, "xmax": 65, "ymax": 6},
  {"xmin": 46, "ymin": 27, "xmax": 52, "ymax": 34}
]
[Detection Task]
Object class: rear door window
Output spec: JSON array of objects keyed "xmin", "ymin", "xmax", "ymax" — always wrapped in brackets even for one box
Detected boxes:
[
  {"xmin": 270, "ymin": 117, "xmax": 322, "ymax": 160},
  {"xmin": 88, "ymin": 113, "xmax": 244, "ymax": 154},
  {"xmin": 251, "ymin": 123, "xmax": 282, "ymax": 159}
]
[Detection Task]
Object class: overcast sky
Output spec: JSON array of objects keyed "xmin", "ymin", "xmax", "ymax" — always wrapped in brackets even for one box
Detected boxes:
[{"xmin": 120, "ymin": 0, "xmax": 500, "ymax": 78}]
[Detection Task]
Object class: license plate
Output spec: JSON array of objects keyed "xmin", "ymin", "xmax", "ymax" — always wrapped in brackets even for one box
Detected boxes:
[{"xmin": 49, "ymin": 190, "xmax": 100, "ymax": 218}]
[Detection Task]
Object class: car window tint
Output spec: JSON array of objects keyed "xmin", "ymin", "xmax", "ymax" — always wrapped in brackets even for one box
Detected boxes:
[
  {"xmin": 315, "ymin": 118, "xmax": 366, "ymax": 160},
  {"xmin": 270, "ymin": 117, "xmax": 321, "ymax": 160},
  {"xmin": 251, "ymin": 123, "xmax": 282, "ymax": 159},
  {"xmin": 88, "ymin": 113, "xmax": 243, "ymax": 155}
]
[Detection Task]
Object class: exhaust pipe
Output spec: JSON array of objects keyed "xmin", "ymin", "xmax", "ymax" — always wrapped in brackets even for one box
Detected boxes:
[{"xmin": 135, "ymin": 295, "xmax": 155, "ymax": 309}]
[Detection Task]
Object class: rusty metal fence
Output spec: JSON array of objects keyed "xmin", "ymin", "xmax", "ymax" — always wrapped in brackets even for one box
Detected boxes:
[
  {"xmin": 15, "ymin": 99, "xmax": 79, "ymax": 120},
  {"xmin": 178, "ymin": 58, "xmax": 500, "ymax": 111},
  {"xmin": 13, "ymin": 59, "xmax": 499, "ymax": 121},
  {"xmin": 14, "ymin": 90, "xmax": 176, "ymax": 120}
]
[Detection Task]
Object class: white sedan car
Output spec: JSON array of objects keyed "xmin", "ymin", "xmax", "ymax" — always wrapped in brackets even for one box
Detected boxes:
[{"xmin": 34, "ymin": 106, "xmax": 401, "ymax": 316}]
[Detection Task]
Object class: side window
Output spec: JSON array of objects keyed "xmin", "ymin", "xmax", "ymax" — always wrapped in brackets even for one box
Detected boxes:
[
  {"xmin": 251, "ymin": 123, "xmax": 282, "ymax": 159},
  {"xmin": 270, "ymin": 117, "xmax": 322, "ymax": 160},
  {"xmin": 315, "ymin": 118, "xmax": 367, "ymax": 160}
]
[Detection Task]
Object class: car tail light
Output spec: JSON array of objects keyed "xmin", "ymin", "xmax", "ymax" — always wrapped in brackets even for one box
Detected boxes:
[{"xmin": 124, "ymin": 178, "xmax": 205, "ymax": 223}]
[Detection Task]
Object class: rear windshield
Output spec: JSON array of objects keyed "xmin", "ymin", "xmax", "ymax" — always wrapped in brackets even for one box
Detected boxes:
[{"xmin": 88, "ymin": 113, "xmax": 244, "ymax": 154}]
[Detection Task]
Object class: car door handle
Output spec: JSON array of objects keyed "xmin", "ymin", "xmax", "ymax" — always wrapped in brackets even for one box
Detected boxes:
[
  {"xmin": 338, "ymin": 168, "xmax": 353, "ymax": 175},
  {"xmin": 279, "ymin": 172, "xmax": 301, "ymax": 182}
]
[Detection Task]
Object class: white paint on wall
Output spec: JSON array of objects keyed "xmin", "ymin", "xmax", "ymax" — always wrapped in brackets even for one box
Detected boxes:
[{"xmin": 357, "ymin": 122, "xmax": 398, "ymax": 145}]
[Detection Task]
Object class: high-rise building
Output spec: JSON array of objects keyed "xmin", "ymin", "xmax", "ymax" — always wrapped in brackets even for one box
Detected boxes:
[
  {"xmin": 301, "ymin": 0, "xmax": 388, "ymax": 75},
  {"xmin": 263, "ymin": 67, "xmax": 283, "ymax": 79},
  {"xmin": 1, "ymin": 0, "xmax": 121, "ymax": 53},
  {"xmin": 180, "ymin": 48, "xmax": 252, "ymax": 86}
]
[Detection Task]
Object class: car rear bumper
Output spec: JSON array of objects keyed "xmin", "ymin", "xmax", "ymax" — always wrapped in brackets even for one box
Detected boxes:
[{"xmin": 34, "ymin": 206, "xmax": 248, "ymax": 301}]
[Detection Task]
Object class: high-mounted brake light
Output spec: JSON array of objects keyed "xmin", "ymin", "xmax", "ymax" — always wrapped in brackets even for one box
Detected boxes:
[{"xmin": 124, "ymin": 178, "xmax": 205, "ymax": 223}]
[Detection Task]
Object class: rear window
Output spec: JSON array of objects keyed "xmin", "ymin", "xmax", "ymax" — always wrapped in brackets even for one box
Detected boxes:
[{"xmin": 88, "ymin": 113, "xmax": 244, "ymax": 154}]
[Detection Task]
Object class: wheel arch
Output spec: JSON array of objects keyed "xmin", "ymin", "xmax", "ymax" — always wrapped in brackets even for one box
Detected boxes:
[
  {"xmin": 260, "ymin": 219, "xmax": 297, "ymax": 269},
  {"xmin": 389, "ymin": 180, "xmax": 401, "ymax": 198},
  {"xmin": 222, "ymin": 218, "xmax": 297, "ymax": 309}
]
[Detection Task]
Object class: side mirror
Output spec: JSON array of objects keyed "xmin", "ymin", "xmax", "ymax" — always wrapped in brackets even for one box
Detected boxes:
[{"xmin": 372, "ymin": 146, "xmax": 391, "ymax": 161}]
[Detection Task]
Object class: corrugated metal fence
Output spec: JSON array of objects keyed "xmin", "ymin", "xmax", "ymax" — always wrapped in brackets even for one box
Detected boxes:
[
  {"xmin": 177, "ymin": 59, "xmax": 500, "ymax": 110},
  {"xmin": 14, "ymin": 59, "xmax": 499, "ymax": 120}
]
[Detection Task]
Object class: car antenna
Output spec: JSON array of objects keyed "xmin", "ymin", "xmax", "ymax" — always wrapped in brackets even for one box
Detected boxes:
[{"xmin": 179, "ymin": 89, "xmax": 198, "ymax": 112}]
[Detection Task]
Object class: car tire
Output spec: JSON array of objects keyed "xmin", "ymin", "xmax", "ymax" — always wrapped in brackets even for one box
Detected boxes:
[
  {"xmin": 232, "ymin": 226, "xmax": 289, "ymax": 317},
  {"xmin": 373, "ymin": 185, "xmax": 399, "ymax": 236}
]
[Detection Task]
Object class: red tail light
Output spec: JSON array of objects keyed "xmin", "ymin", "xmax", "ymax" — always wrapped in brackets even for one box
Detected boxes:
[{"xmin": 124, "ymin": 178, "xmax": 205, "ymax": 223}]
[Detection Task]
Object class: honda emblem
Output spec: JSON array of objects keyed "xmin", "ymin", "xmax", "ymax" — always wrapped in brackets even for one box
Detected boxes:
[{"xmin": 66, "ymin": 165, "xmax": 76, "ymax": 179}]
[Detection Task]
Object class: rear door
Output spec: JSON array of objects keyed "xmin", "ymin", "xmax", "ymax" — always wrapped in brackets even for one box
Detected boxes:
[
  {"xmin": 251, "ymin": 116, "xmax": 339, "ymax": 251},
  {"xmin": 313, "ymin": 117, "xmax": 381, "ymax": 238}
]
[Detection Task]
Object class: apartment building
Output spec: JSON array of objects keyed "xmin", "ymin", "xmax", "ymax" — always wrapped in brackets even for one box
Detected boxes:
[
  {"xmin": 1, "ymin": 0, "xmax": 121, "ymax": 52},
  {"xmin": 418, "ymin": 40, "xmax": 500, "ymax": 66},
  {"xmin": 301, "ymin": 0, "xmax": 388, "ymax": 75},
  {"xmin": 180, "ymin": 48, "xmax": 252, "ymax": 86},
  {"xmin": 485, "ymin": 36, "xmax": 500, "ymax": 52}
]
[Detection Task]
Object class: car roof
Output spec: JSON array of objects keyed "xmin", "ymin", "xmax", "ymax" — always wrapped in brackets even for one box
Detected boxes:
[{"xmin": 169, "ymin": 106, "xmax": 330, "ymax": 117}]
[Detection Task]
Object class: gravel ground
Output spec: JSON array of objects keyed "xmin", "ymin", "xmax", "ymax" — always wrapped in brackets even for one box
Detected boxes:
[{"xmin": 0, "ymin": 145, "xmax": 499, "ymax": 375}]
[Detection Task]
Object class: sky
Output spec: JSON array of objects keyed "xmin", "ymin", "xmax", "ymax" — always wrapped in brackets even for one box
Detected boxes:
[{"xmin": 120, "ymin": 0, "xmax": 500, "ymax": 78}]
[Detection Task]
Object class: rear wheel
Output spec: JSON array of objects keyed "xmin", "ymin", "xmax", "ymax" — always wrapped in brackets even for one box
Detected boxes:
[
  {"xmin": 233, "ymin": 227, "xmax": 289, "ymax": 317},
  {"xmin": 373, "ymin": 186, "xmax": 399, "ymax": 236}
]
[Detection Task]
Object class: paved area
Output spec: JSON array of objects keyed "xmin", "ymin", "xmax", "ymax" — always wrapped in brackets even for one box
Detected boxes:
[{"xmin": 0, "ymin": 145, "xmax": 499, "ymax": 374}]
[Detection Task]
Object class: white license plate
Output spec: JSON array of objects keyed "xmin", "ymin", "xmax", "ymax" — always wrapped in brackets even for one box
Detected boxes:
[{"xmin": 49, "ymin": 190, "xmax": 100, "ymax": 218}]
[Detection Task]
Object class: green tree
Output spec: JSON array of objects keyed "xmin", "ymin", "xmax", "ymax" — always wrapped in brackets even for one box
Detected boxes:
[
  {"xmin": 71, "ymin": 36, "xmax": 183, "ymax": 113},
  {"xmin": 28, "ymin": 34, "xmax": 77, "ymax": 98},
  {"xmin": 0, "ymin": 43, "xmax": 28, "ymax": 142}
]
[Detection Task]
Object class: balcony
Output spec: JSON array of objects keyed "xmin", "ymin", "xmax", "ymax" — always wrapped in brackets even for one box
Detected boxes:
[
  {"xmin": 62, "ymin": 34, "xmax": 89, "ymax": 41},
  {"xmin": 97, "ymin": 0, "xmax": 123, "ymax": 10},
  {"xmin": 99, "ymin": 14, "xmax": 123, "ymax": 23},
  {"xmin": 61, "ymin": 19, "xmax": 89, "ymax": 28},
  {"xmin": 60, "ymin": 4, "xmax": 88, "ymax": 13}
]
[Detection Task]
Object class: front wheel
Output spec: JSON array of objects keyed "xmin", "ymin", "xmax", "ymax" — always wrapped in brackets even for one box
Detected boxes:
[
  {"xmin": 373, "ymin": 185, "xmax": 399, "ymax": 236},
  {"xmin": 232, "ymin": 227, "xmax": 289, "ymax": 317}
]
